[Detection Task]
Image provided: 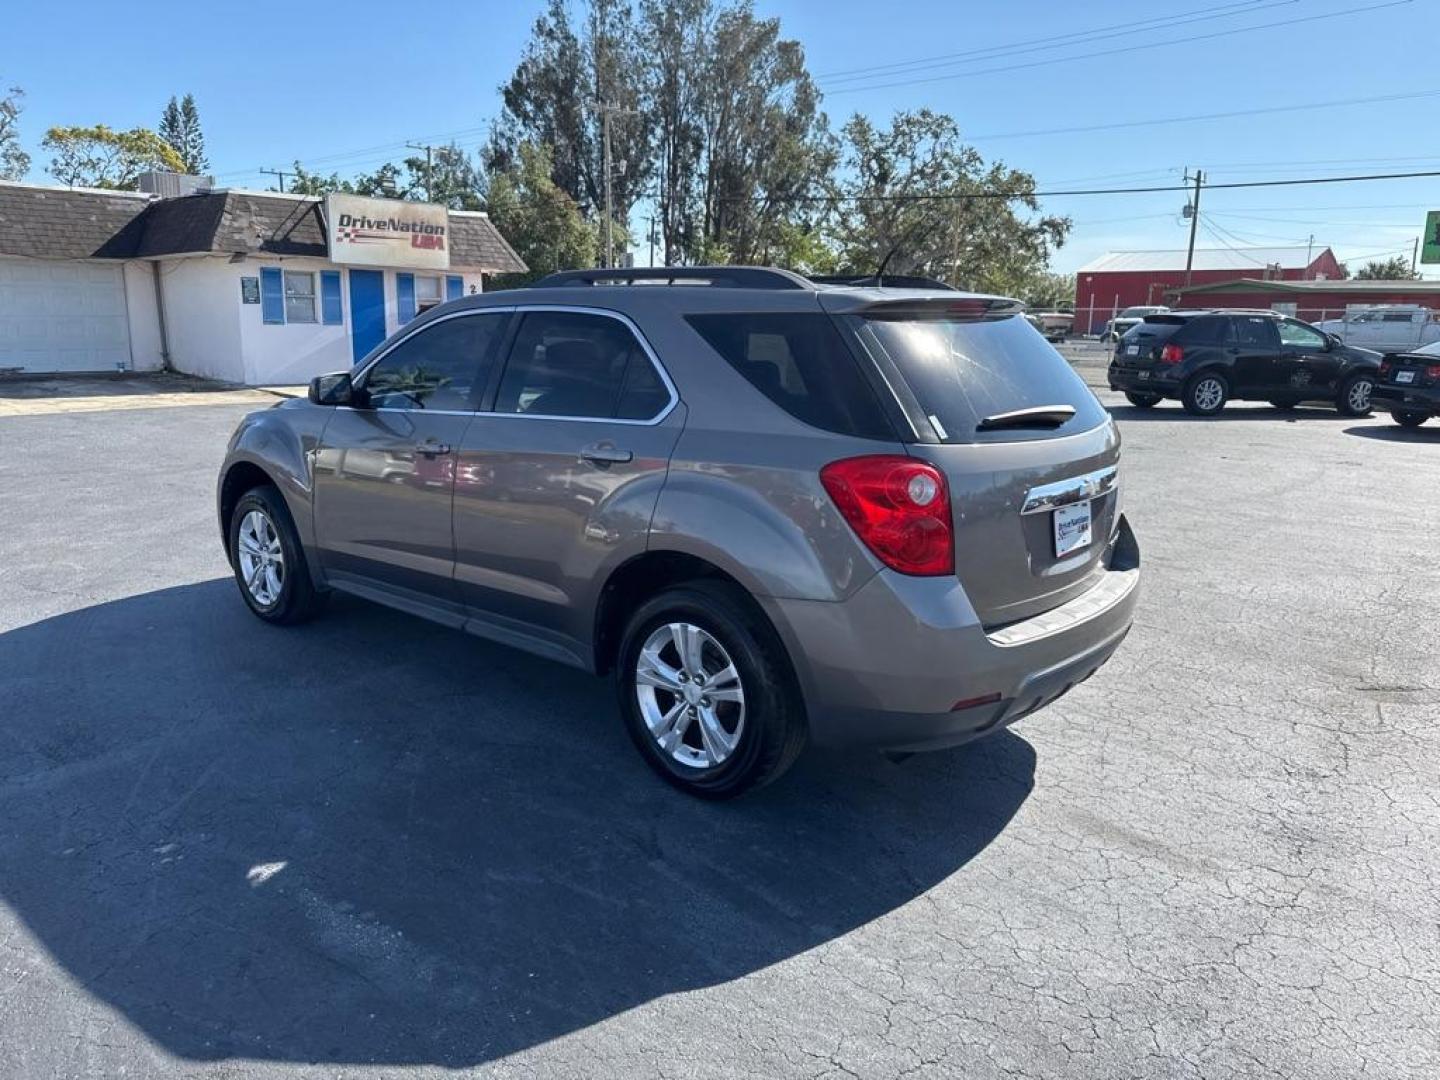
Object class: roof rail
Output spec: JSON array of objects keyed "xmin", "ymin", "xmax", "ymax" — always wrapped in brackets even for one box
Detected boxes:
[
  {"xmin": 530, "ymin": 266, "xmax": 813, "ymax": 290},
  {"xmin": 808, "ymin": 273, "xmax": 958, "ymax": 291}
]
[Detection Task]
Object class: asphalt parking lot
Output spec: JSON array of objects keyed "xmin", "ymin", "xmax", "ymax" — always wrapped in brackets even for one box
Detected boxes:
[{"xmin": 1, "ymin": 364, "xmax": 1437, "ymax": 1079}]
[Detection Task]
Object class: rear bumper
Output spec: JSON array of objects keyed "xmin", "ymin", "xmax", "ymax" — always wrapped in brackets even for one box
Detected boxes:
[
  {"xmin": 1371, "ymin": 384, "xmax": 1440, "ymax": 414},
  {"xmin": 1108, "ymin": 367, "xmax": 1180, "ymax": 393},
  {"xmin": 765, "ymin": 516, "xmax": 1141, "ymax": 753}
]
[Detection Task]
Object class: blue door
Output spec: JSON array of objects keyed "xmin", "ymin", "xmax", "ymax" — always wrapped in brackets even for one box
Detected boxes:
[{"xmin": 348, "ymin": 269, "xmax": 386, "ymax": 363}]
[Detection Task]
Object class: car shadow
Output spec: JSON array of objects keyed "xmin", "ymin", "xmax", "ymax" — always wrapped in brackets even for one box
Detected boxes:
[
  {"xmin": 1343, "ymin": 423, "xmax": 1439, "ymax": 442},
  {"xmin": 1106, "ymin": 404, "xmax": 1362, "ymax": 423},
  {"xmin": 0, "ymin": 581, "xmax": 1035, "ymax": 1069}
]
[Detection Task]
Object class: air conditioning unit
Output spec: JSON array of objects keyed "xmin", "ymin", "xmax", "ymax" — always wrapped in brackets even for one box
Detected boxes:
[{"xmin": 137, "ymin": 171, "xmax": 215, "ymax": 198}]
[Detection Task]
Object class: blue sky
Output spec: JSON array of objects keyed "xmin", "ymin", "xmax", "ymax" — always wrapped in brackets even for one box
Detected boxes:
[{"xmin": 6, "ymin": 0, "xmax": 1438, "ymax": 275}]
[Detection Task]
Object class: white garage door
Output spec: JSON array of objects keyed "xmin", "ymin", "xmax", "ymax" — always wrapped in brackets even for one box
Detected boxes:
[{"xmin": 0, "ymin": 258, "xmax": 131, "ymax": 374}]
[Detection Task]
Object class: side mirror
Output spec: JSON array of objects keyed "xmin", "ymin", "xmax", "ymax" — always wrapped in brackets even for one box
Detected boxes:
[
  {"xmin": 1325, "ymin": 332, "xmax": 1342, "ymax": 349},
  {"xmin": 308, "ymin": 371, "xmax": 357, "ymax": 406}
]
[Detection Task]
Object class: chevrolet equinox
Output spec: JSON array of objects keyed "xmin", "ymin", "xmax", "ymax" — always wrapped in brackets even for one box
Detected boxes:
[{"xmin": 218, "ymin": 267, "xmax": 1140, "ymax": 797}]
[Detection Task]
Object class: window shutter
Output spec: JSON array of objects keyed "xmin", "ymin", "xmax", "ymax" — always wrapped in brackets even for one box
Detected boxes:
[
  {"xmin": 320, "ymin": 271, "xmax": 343, "ymax": 325},
  {"xmin": 397, "ymin": 273, "xmax": 416, "ymax": 323},
  {"xmin": 259, "ymin": 267, "xmax": 285, "ymax": 325},
  {"xmin": 446, "ymin": 274, "xmax": 464, "ymax": 301}
]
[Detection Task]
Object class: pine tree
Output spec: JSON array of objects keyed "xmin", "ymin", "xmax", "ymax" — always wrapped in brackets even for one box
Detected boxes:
[{"xmin": 158, "ymin": 93, "xmax": 208, "ymax": 174}]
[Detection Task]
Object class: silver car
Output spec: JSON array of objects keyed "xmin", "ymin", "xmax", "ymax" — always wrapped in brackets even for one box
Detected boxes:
[{"xmin": 218, "ymin": 267, "xmax": 1139, "ymax": 798}]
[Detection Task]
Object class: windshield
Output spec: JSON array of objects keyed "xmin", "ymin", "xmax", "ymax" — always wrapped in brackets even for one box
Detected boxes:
[{"xmin": 845, "ymin": 312, "xmax": 1109, "ymax": 443}]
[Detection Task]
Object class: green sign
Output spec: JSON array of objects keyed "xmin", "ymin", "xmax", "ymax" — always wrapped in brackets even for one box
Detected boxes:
[{"xmin": 1423, "ymin": 211, "xmax": 1440, "ymax": 264}]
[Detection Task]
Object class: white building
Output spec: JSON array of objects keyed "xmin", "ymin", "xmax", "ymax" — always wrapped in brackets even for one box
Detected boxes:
[{"xmin": 0, "ymin": 178, "xmax": 526, "ymax": 384}]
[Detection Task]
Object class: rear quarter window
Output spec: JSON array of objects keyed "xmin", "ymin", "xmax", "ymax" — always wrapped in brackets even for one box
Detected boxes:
[
  {"xmin": 685, "ymin": 312, "xmax": 896, "ymax": 439},
  {"xmin": 846, "ymin": 312, "xmax": 1109, "ymax": 443},
  {"xmin": 1172, "ymin": 316, "xmax": 1228, "ymax": 345}
]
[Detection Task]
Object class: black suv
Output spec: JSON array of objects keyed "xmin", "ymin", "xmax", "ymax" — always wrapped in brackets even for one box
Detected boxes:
[
  {"xmin": 1107, "ymin": 310, "xmax": 1381, "ymax": 417},
  {"xmin": 1371, "ymin": 348, "xmax": 1440, "ymax": 428}
]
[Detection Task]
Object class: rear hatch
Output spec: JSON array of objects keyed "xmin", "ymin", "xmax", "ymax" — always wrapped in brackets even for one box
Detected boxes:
[
  {"xmin": 833, "ymin": 298, "xmax": 1121, "ymax": 627},
  {"xmin": 1112, "ymin": 315, "xmax": 1187, "ymax": 372},
  {"xmin": 1382, "ymin": 353, "xmax": 1440, "ymax": 388}
]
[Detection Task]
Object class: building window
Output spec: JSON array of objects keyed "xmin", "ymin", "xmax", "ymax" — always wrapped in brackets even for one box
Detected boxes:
[
  {"xmin": 284, "ymin": 271, "xmax": 317, "ymax": 324},
  {"xmin": 415, "ymin": 275, "xmax": 443, "ymax": 314}
]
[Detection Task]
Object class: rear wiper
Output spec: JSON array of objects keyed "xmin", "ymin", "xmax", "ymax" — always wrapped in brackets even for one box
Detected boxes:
[{"xmin": 976, "ymin": 405, "xmax": 1076, "ymax": 431}]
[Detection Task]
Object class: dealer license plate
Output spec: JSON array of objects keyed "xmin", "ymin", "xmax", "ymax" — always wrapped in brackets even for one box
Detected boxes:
[
  {"xmin": 1054, "ymin": 501, "xmax": 1092, "ymax": 558},
  {"xmin": 1396, "ymin": 369, "xmax": 1416, "ymax": 384},
  {"xmin": 1125, "ymin": 344, "xmax": 1140, "ymax": 356}
]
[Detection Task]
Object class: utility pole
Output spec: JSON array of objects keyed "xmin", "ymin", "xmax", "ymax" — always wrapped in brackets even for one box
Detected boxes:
[
  {"xmin": 1412, "ymin": 235, "xmax": 1421, "ymax": 275},
  {"xmin": 1183, "ymin": 168, "xmax": 1204, "ymax": 289},
  {"xmin": 587, "ymin": 101, "xmax": 640, "ymax": 268},
  {"xmin": 406, "ymin": 142, "xmax": 436, "ymax": 203},
  {"xmin": 1305, "ymin": 233, "xmax": 1314, "ymax": 279},
  {"xmin": 261, "ymin": 167, "xmax": 293, "ymax": 193},
  {"xmin": 648, "ymin": 214, "xmax": 656, "ymax": 267}
]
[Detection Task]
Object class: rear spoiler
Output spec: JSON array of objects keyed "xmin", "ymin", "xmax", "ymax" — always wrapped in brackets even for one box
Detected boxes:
[{"xmin": 853, "ymin": 296, "xmax": 1025, "ymax": 320}]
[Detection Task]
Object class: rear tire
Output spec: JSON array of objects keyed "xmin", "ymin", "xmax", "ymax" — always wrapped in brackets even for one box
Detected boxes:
[
  {"xmin": 1336, "ymin": 373, "xmax": 1375, "ymax": 417},
  {"xmin": 1394, "ymin": 410, "xmax": 1428, "ymax": 428},
  {"xmin": 1182, "ymin": 372, "xmax": 1229, "ymax": 417},
  {"xmin": 1124, "ymin": 391, "xmax": 1162, "ymax": 408},
  {"xmin": 616, "ymin": 581, "xmax": 806, "ymax": 799},
  {"xmin": 229, "ymin": 485, "xmax": 324, "ymax": 625}
]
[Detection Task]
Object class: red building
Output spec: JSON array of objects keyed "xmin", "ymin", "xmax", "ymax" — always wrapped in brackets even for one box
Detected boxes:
[
  {"xmin": 1074, "ymin": 246, "xmax": 1341, "ymax": 334},
  {"xmin": 1164, "ymin": 277, "xmax": 1440, "ymax": 324}
]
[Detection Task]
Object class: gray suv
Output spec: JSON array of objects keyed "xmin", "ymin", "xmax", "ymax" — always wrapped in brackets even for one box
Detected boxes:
[{"xmin": 218, "ymin": 267, "xmax": 1139, "ymax": 798}]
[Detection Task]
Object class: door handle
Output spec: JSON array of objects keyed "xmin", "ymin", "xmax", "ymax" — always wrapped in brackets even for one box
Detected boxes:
[
  {"xmin": 414, "ymin": 442, "xmax": 451, "ymax": 457},
  {"xmin": 580, "ymin": 444, "xmax": 633, "ymax": 465}
]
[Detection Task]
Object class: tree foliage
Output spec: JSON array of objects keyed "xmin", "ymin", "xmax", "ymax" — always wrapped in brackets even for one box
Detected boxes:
[
  {"xmin": 0, "ymin": 82, "xmax": 30, "ymax": 181},
  {"xmin": 159, "ymin": 93, "xmax": 208, "ymax": 174},
  {"xmin": 486, "ymin": 0, "xmax": 649, "ymax": 242},
  {"xmin": 43, "ymin": 125, "xmax": 186, "ymax": 190},
  {"xmin": 1353, "ymin": 255, "xmax": 1416, "ymax": 281},
  {"xmin": 826, "ymin": 109, "xmax": 1069, "ymax": 291},
  {"xmin": 484, "ymin": 142, "xmax": 598, "ymax": 286},
  {"xmin": 403, "ymin": 143, "xmax": 484, "ymax": 209}
]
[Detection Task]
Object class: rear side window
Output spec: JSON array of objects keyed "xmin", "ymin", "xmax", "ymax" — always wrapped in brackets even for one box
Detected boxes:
[
  {"xmin": 496, "ymin": 311, "xmax": 671, "ymax": 421},
  {"xmin": 847, "ymin": 313, "xmax": 1108, "ymax": 443},
  {"xmin": 685, "ymin": 313, "xmax": 895, "ymax": 439},
  {"xmin": 1173, "ymin": 316, "xmax": 1228, "ymax": 345},
  {"xmin": 1121, "ymin": 317, "xmax": 1183, "ymax": 346}
]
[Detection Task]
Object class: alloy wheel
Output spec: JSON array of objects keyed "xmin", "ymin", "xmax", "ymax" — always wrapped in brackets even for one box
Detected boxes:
[
  {"xmin": 1194, "ymin": 377, "xmax": 1225, "ymax": 412},
  {"xmin": 1348, "ymin": 377, "xmax": 1373, "ymax": 413},
  {"xmin": 635, "ymin": 622, "xmax": 746, "ymax": 770},
  {"xmin": 237, "ymin": 509, "xmax": 285, "ymax": 607}
]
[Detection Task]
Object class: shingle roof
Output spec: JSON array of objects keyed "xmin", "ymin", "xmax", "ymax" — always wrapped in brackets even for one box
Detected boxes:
[
  {"xmin": 0, "ymin": 183, "xmax": 527, "ymax": 273},
  {"xmin": 1077, "ymin": 246, "xmax": 1328, "ymax": 274},
  {"xmin": 0, "ymin": 183, "xmax": 153, "ymax": 259}
]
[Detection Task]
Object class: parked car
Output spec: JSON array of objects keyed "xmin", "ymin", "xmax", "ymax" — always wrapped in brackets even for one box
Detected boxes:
[
  {"xmin": 218, "ymin": 267, "xmax": 1139, "ymax": 798},
  {"xmin": 1107, "ymin": 310, "xmax": 1381, "ymax": 417},
  {"xmin": 1029, "ymin": 307, "xmax": 1074, "ymax": 342},
  {"xmin": 1314, "ymin": 305, "xmax": 1440, "ymax": 354},
  {"xmin": 1371, "ymin": 339, "xmax": 1440, "ymax": 428},
  {"xmin": 1102, "ymin": 305, "xmax": 1169, "ymax": 342}
]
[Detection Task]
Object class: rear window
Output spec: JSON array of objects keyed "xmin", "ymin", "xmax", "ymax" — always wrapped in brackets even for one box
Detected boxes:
[
  {"xmin": 1120, "ymin": 316, "xmax": 1184, "ymax": 346},
  {"xmin": 845, "ymin": 312, "xmax": 1108, "ymax": 443},
  {"xmin": 685, "ymin": 312, "xmax": 895, "ymax": 439}
]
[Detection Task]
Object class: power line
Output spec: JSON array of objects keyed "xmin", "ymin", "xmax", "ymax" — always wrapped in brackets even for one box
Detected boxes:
[
  {"xmin": 965, "ymin": 87, "xmax": 1440, "ymax": 144},
  {"xmin": 822, "ymin": 0, "xmax": 1411, "ymax": 95},
  {"xmin": 817, "ymin": 0, "xmax": 1291, "ymax": 84},
  {"xmin": 713, "ymin": 168, "xmax": 1440, "ymax": 205}
]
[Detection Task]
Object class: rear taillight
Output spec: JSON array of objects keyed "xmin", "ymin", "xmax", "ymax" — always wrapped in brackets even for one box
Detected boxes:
[
  {"xmin": 1160, "ymin": 344, "xmax": 1184, "ymax": 364},
  {"xmin": 820, "ymin": 455, "xmax": 953, "ymax": 576},
  {"xmin": 1428, "ymin": 364, "xmax": 1440, "ymax": 381},
  {"xmin": 1378, "ymin": 359, "xmax": 1392, "ymax": 377}
]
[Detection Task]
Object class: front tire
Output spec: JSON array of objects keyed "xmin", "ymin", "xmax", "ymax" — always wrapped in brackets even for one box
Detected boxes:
[
  {"xmin": 1394, "ymin": 410, "xmax": 1429, "ymax": 428},
  {"xmin": 1182, "ymin": 372, "xmax": 1229, "ymax": 417},
  {"xmin": 616, "ymin": 581, "xmax": 806, "ymax": 799},
  {"xmin": 229, "ymin": 485, "xmax": 324, "ymax": 624},
  {"xmin": 1124, "ymin": 391, "xmax": 1162, "ymax": 408},
  {"xmin": 1337, "ymin": 373, "xmax": 1375, "ymax": 417}
]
